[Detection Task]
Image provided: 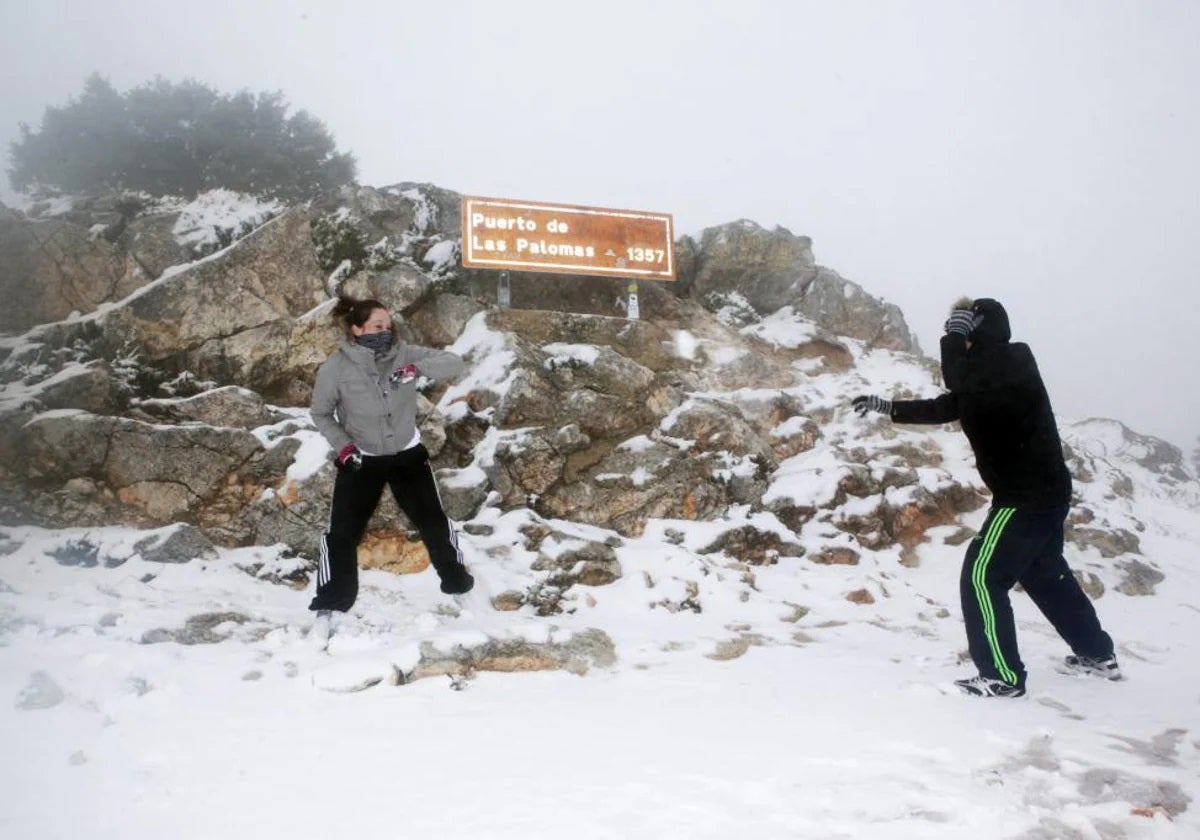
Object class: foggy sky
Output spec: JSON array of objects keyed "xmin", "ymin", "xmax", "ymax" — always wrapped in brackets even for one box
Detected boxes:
[{"xmin": 2, "ymin": 0, "xmax": 1198, "ymax": 452}]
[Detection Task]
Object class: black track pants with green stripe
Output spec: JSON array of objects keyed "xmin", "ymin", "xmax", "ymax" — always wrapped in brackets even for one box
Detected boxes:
[{"xmin": 960, "ymin": 505, "xmax": 1114, "ymax": 688}]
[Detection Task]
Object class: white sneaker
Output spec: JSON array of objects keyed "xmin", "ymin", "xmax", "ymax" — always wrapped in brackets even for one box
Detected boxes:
[{"xmin": 1063, "ymin": 654, "xmax": 1122, "ymax": 681}]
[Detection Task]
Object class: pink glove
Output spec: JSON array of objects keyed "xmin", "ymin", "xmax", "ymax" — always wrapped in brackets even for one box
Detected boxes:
[
  {"xmin": 336, "ymin": 443, "xmax": 362, "ymax": 470},
  {"xmin": 390, "ymin": 364, "xmax": 418, "ymax": 386}
]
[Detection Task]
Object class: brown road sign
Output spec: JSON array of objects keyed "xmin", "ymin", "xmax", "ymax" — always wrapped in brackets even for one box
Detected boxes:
[{"xmin": 461, "ymin": 195, "xmax": 676, "ymax": 280}]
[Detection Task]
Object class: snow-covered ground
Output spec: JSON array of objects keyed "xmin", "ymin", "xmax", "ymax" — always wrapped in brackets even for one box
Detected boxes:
[
  {"xmin": 2, "ymin": 482, "xmax": 1197, "ymax": 839},
  {"xmin": 2, "ymin": 294, "xmax": 1197, "ymax": 837}
]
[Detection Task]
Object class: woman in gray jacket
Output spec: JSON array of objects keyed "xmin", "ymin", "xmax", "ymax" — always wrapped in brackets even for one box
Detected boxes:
[{"xmin": 308, "ymin": 296, "xmax": 473, "ymax": 616}]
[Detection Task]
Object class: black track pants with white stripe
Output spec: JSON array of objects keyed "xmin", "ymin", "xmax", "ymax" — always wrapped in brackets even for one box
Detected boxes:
[
  {"xmin": 310, "ymin": 443, "xmax": 464, "ymax": 612},
  {"xmin": 959, "ymin": 505, "xmax": 1114, "ymax": 688}
]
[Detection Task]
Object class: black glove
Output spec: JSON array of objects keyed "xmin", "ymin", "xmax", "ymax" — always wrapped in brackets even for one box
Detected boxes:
[
  {"xmin": 852, "ymin": 395, "xmax": 893, "ymax": 417},
  {"xmin": 944, "ymin": 309, "xmax": 982, "ymax": 337}
]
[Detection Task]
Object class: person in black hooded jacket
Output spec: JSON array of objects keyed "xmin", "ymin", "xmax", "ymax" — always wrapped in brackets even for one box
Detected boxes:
[{"xmin": 852, "ymin": 297, "xmax": 1119, "ymax": 697}]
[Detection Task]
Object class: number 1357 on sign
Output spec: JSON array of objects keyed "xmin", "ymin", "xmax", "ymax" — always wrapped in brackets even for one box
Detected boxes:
[{"xmin": 626, "ymin": 247, "xmax": 665, "ymax": 263}]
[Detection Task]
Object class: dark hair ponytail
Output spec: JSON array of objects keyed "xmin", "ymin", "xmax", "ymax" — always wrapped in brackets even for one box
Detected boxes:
[{"xmin": 331, "ymin": 296, "xmax": 388, "ymax": 339}]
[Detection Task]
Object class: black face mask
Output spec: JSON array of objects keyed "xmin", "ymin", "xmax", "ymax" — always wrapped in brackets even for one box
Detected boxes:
[{"xmin": 355, "ymin": 331, "xmax": 394, "ymax": 354}]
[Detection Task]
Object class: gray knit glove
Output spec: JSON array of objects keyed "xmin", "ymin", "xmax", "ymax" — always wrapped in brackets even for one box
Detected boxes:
[
  {"xmin": 944, "ymin": 309, "xmax": 982, "ymax": 337},
  {"xmin": 851, "ymin": 395, "xmax": 893, "ymax": 417}
]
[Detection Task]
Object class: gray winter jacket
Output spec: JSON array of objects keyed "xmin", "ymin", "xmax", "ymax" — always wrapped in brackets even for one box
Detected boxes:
[{"xmin": 310, "ymin": 340, "xmax": 466, "ymax": 456}]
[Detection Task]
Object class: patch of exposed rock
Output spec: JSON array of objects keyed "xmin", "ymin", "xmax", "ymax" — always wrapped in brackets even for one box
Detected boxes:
[{"xmin": 409, "ymin": 627, "xmax": 616, "ymax": 682}]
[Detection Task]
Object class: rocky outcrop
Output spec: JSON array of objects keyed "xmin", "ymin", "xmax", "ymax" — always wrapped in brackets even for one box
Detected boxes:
[
  {"xmin": 311, "ymin": 181, "xmax": 461, "ymax": 253},
  {"xmin": 530, "ymin": 437, "xmax": 738, "ymax": 536},
  {"xmin": 7, "ymin": 410, "xmax": 291, "ymax": 535},
  {"xmin": 0, "ymin": 193, "xmax": 205, "ymax": 333},
  {"xmin": 684, "ymin": 220, "xmax": 817, "ymax": 306},
  {"xmin": 98, "ymin": 208, "xmax": 331, "ymax": 405},
  {"xmin": 0, "ymin": 209, "xmax": 134, "ymax": 331},
  {"xmin": 1067, "ymin": 418, "xmax": 1194, "ymax": 486},
  {"xmin": 682, "ymin": 220, "xmax": 919, "ymax": 353}
]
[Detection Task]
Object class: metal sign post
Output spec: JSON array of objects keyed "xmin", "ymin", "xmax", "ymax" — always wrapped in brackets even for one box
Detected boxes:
[
  {"xmin": 626, "ymin": 282, "xmax": 640, "ymax": 320},
  {"xmin": 497, "ymin": 270, "xmax": 511, "ymax": 308}
]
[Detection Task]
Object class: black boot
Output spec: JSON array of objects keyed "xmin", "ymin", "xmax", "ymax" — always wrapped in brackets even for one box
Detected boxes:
[{"xmin": 439, "ymin": 568, "xmax": 475, "ymax": 595}]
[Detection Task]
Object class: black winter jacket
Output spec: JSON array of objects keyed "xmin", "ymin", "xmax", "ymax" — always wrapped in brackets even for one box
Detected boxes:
[{"xmin": 890, "ymin": 298, "xmax": 1072, "ymax": 509}]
